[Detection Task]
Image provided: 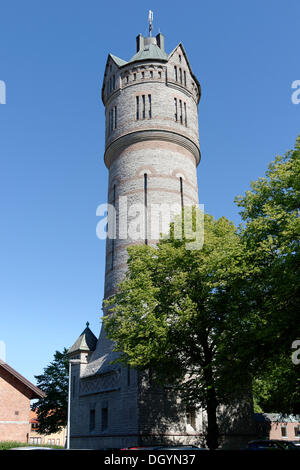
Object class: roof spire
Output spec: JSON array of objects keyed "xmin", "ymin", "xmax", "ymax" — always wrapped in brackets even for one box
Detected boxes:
[
  {"xmin": 148, "ymin": 10, "xmax": 153, "ymax": 37},
  {"xmin": 86, "ymin": 321, "xmax": 90, "ymax": 328}
]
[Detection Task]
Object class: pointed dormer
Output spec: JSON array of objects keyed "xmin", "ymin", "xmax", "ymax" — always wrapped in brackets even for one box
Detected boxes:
[{"xmin": 67, "ymin": 322, "xmax": 97, "ymax": 363}]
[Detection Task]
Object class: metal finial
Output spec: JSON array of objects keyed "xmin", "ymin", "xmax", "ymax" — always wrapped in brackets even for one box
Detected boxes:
[
  {"xmin": 148, "ymin": 10, "xmax": 153, "ymax": 37},
  {"xmin": 86, "ymin": 321, "xmax": 90, "ymax": 328}
]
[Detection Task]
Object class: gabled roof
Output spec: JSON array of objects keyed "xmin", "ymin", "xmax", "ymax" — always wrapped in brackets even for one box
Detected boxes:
[
  {"xmin": 168, "ymin": 42, "xmax": 201, "ymax": 102},
  {"xmin": 109, "ymin": 54, "xmax": 127, "ymax": 67},
  {"xmin": 67, "ymin": 322, "xmax": 97, "ymax": 355},
  {"xmin": 0, "ymin": 360, "xmax": 45, "ymax": 399}
]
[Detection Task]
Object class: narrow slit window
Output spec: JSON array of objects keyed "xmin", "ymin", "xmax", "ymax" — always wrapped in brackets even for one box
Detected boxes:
[
  {"xmin": 113, "ymin": 74, "xmax": 115, "ymax": 90},
  {"xmin": 114, "ymin": 106, "xmax": 117, "ymax": 129},
  {"xmin": 142, "ymin": 95, "xmax": 145, "ymax": 119},
  {"xmin": 142, "ymin": 71, "xmax": 145, "ymax": 79},
  {"xmin": 72, "ymin": 376, "xmax": 76, "ymax": 398},
  {"xmin": 144, "ymin": 173, "xmax": 148, "ymax": 245},
  {"xmin": 133, "ymin": 73, "xmax": 136, "ymax": 81},
  {"xmin": 180, "ymin": 177, "xmax": 184, "ymax": 209},
  {"xmin": 101, "ymin": 408, "xmax": 108, "ymax": 431},
  {"xmin": 184, "ymin": 71, "xmax": 186, "ymax": 86},
  {"xmin": 110, "ymin": 109, "xmax": 113, "ymax": 132},
  {"xmin": 111, "ymin": 184, "xmax": 116, "ymax": 270},
  {"xmin": 174, "ymin": 66, "xmax": 177, "ymax": 81},
  {"xmin": 148, "ymin": 95, "xmax": 152, "ymax": 119},
  {"xmin": 150, "ymin": 70, "xmax": 153, "ymax": 78},
  {"xmin": 136, "ymin": 96, "xmax": 139, "ymax": 120},
  {"xmin": 127, "ymin": 365, "xmax": 131, "ymax": 386},
  {"xmin": 184, "ymin": 102, "xmax": 187, "ymax": 127},
  {"xmin": 89, "ymin": 409, "xmax": 96, "ymax": 432},
  {"xmin": 179, "ymin": 68, "xmax": 182, "ymax": 84},
  {"xmin": 174, "ymin": 98, "xmax": 178, "ymax": 121},
  {"xmin": 179, "ymin": 100, "xmax": 183, "ymax": 124}
]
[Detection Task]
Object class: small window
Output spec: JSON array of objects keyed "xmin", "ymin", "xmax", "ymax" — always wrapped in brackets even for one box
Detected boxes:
[
  {"xmin": 174, "ymin": 98, "xmax": 178, "ymax": 121},
  {"xmin": 148, "ymin": 94, "xmax": 152, "ymax": 119},
  {"xmin": 179, "ymin": 54, "xmax": 182, "ymax": 62},
  {"xmin": 133, "ymin": 73, "xmax": 136, "ymax": 81},
  {"xmin": 110, "ymin": 109, "xmax": 113, "ymax": 133},
  {"xmin": 184, "ymin": 102, "xmax": 187, "ymax": 127},
  {"xmin": 89, "ymin": 409, "xmax": 96, "ymax": 431},
  {"xmin": 141, "ymin": 71, "xmax": 145, "ymax": 79},
  {"xmin": 184, "ymin": 70, "xmax": 186, "ymax": 86},
  {"xmin": 136, "ymin": 96, "xmax": 139, "ymax": 120},
  {"xmin": 101, "ymin": 407, "xmax": 108, "ymax": 431},
  {"xmin": 126, "ymin": 76, "xmax": 129, "ymax": 84},
  {"xmin": 114, "ymin": 106, "xmax": 117, "ymax": 129},
  {"xmin": 179, "ymin": 68, "xmax": 182, "ymax": 84},
  {"xmin": 174, "ymin": 66, "xmax": 177, "ymax": 81},
  {"xmin": 142, "ymin": 95, "xmax": 146, "ymax": 119},
  {"xmin": 127, "ymin": 365, "xmax": 131, "ymax": 386},
  {"xmin": 294, "ymin": 426, "xmax": 300, "ymax": 437},
  {"xmin": 281, "ymin": 426, "xmax": 287, "ymax": 437},
  {"xmin": 72, "ymin": 375, "xmax": 76, "ymax": 398},
  {"xmin": 150, "ymin": 71, "xmax": 153, "ymax": 78},
  {"xmin": 186, "ymin": 409, "xmax": 196, "ymax": 429},
  {"xmin": 158, "ymin": 71, "xmax": 162, "ymax": 79},
  {"xmin": 113, "ymin": 74, "xmax": 115, "ymax": 90},
  {"xmin": 179, "ymin": 99, "xmax": 183, "ymax": 124}
]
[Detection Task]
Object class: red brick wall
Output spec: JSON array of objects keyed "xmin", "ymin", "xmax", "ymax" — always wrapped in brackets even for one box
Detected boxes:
[
  {"xmin": 0, "ymin": 368, "xmax": 31, "ymax": 442},
  {"xmin": 270, "ymin": 421, "xmax": 300, "ymax": 441}
]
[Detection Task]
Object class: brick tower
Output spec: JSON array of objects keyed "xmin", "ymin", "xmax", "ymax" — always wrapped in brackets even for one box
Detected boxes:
[{"xmin": 67, "ymin": 26, "xmax": 255, "ymax": 449}]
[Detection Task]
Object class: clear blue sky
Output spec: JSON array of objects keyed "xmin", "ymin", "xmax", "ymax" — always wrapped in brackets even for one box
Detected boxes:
[{"xmin": 0, "ymin": 0, "xmax": 299, "ymax": 384}]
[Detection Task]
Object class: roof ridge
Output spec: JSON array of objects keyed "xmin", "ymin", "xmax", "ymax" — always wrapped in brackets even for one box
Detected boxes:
[{"xmin": 0, "ymin": 361, "xmax": 45, "ymax": 398}]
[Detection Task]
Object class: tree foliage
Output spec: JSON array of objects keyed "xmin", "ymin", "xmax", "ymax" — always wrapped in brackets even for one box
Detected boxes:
[
  {"xmin": 32, "ymin": 348, "xmax": 69, "ymax": 434},
  {"xmin": 104, "ymin": 212, "xmax": 255, "ymax": 449},
  {"xmin": 235, "ymin": 135, "xmax": 300, "ymax": 414},
  {"xmin": 103, "ymin": 135, "xmax": 300, "ymax": 448}
]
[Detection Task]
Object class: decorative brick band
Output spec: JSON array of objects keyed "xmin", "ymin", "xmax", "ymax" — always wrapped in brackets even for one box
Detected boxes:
[{"xmin": 104, "ymin": 129, "xmax": 201, "ymax": 168}]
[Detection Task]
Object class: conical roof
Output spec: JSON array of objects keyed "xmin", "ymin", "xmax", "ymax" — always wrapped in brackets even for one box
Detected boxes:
[{"xmin": 67, "ymin": 322, "xmax": 97, "ymax": 355}]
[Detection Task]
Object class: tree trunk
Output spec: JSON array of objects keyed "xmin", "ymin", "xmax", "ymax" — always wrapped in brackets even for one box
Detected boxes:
[
  {"xmin": 202, "ymin": 339, "xmax": 219, "ymax": 449},
  {"xmin": 205, "ymin": 391, "xmax": 219, "ymax": 450}
]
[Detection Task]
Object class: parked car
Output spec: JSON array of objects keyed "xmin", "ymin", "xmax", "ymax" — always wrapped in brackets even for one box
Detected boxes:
[
  {"xmin": 9, "ymin": 447, "xmax": 58, "ymax": 450},
  {"xmin": 246, "ymin": 440, "xmax": 300, "ymax": 450},
  {"xmin": 291, "ymin": 441, "xmax": 300, "ymax": 447},
  {"xmin": 121, "ymin": 445, "xmax": 207, "ymax": 450}
]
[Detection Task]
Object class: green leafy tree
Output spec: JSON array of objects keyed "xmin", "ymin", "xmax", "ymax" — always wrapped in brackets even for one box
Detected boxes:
[
  {"xmin": 235, "ymin": 135, "xmax": 300, "ymax": 414},
  {"xmin": 104, "ymin": 212, "xmax": 255, "ymax": 449},
  {"xmin": 32, "ymin": 348, "xmax": 69, "ymax": 434}
]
